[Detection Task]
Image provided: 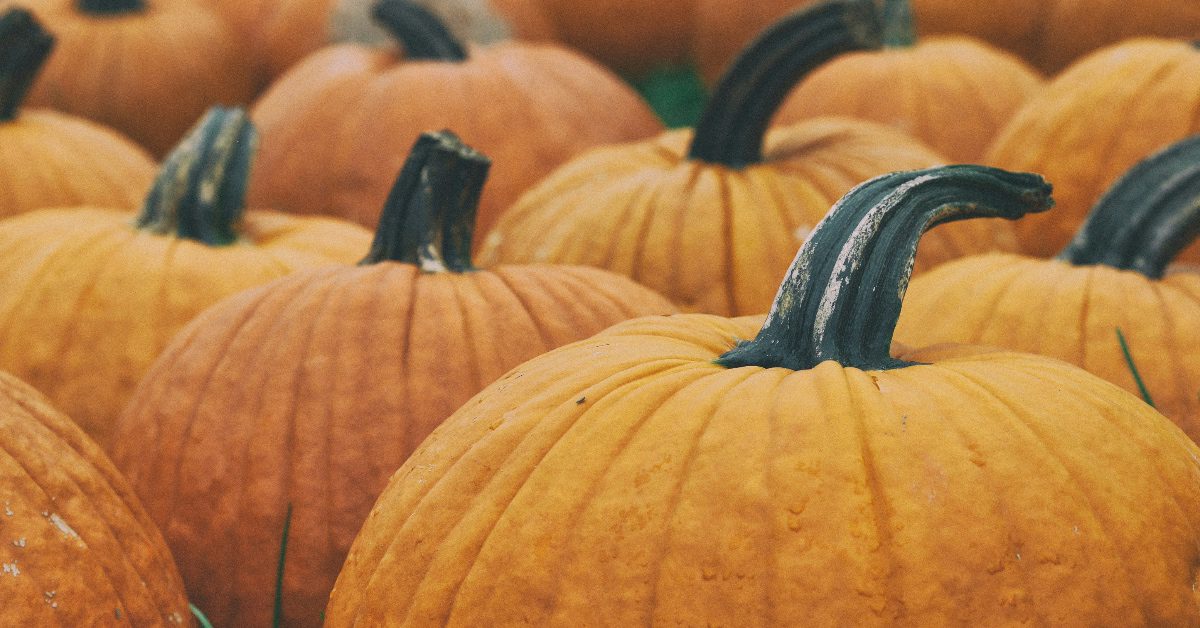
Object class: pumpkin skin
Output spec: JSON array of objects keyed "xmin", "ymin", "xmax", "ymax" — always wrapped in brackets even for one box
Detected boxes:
[
  {"xmin": 985, "ymin": 39, "xmax": 1200, "ymax": 259},
  {"xmin": 109, "ymin": 132, "xmax": 674, "ymax": 628},
  {"xmin": 11, "ymin": 0, "xmax": 257, "ymax": 156},
  {"xmin": 201, "ymin": 0, "xmax": 339, "ymax": 89},
  {"xmin": 897, "ymin": 135, "xmax": 1200, "ymax": 442},
  {"xmin": 911, "ymin": 0, "xmax": 1200, "ymax": 74},
  {"xmin": 0, "ymin": 109, "xmax": 372, "ymax": 448},
  {"xmin": 480, "ymin": 2, "xmax": 1020, "ymax": 316},
  {"xmin": 329, "ymin": 166, "xmax": 1200, "ymax": 625},
  {"xmin": 248, "ymin": 1, "xmax": 661, "ymax": 239},
  {"xmin": 0, "ymin": 9, "xmax": 156, "ymax": 219},
  {"xmin": 775, "ymin": 1, "xmax": 1043, "ymax": 163},
  {"xmin": 0, "ymin": 371, "xmax": 191, "ymax": 625}
]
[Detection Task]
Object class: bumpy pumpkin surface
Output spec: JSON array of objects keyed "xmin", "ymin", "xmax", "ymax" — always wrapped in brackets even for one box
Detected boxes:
[
  {"xmin": 329, "ymin": 166, "xmax": 1200, "ymax": 625},
  {"xmin": 0, "ymin": 9, "xmax": 155, "ymax": 219},
  {"xmin": 985, "ymin": 39, "xmax": 1200, "ymax": 258},
  {"xmin": 898, "ymin": 135, "xmax": 1200, "ymax": 442},
  {"xmin": 110, "ymin": 132, "xmax": 674, "ymax": 628},
  {"xmin": 0, "ymin": 109, "xmax": 371, "ymax": 448},
  {"xmin": 249, "ymin": 0, "xmax": 661, "ymax": 239},
  {"xmin": 481, "ymin": 1, "xmax": 1020, "ymax": 316},
  {"xmin": 0, "ymin": 371, "xmax": 191, "ymax": 625}
]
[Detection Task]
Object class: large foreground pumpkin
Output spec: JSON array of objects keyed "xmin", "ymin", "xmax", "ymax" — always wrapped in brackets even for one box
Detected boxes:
[
  {"xmin": 0, "ymin": 371, "xmax": 191, "ymax": 625},
  {"xmin": 0, "ymin": 108, "xmax": 371, "ymax": 447},
  {"xmin": 110, "ymin": 131, "xmax": 674, "ymax": 628},
  {"xmin": 898, "ymin": 134, "xmax": 1200, "ymax": 442},
  {"xmin": 480, "ymin": 0, "xmax": 1020, "ymax": 316},
  {"xmin": 328, "ymin": 165, "xmax": 1200, "ymax": 624}
]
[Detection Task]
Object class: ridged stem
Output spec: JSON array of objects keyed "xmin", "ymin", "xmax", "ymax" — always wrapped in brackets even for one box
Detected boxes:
[
  {"xmin": 136, "ymin": 107, "xmax": 255, "ymax": 246},
  {"xmin": 717, "ymin": 166, "xmax": 1053, "ymax": 371},
  {"xmin": 78, "ymin": 0, "xmax": 145, "ymax": 15},
  {"xmin": 372, "ymin": 0, "xmax": 468, "ymax": 61},
  {"xmin": 0, "ymin": 9, "xmax": 53, "ymax": 121},
  {"xmin": 1058, "ymin": 134, "xmax": 1200, "ymax": 279},
  {"xmin": 360, "ymin": 130, "xmax": 490, "ymax": 271},
  {"xmin": 687, "ymin": 0, "xmax": 881, "ymax": 168},
  {"xmin": 881, "ymin": 0, "xmax": 916, "ymax": 47}
]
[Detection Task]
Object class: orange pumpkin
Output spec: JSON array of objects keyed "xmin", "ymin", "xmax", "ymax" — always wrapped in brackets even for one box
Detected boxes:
[
  {"xmin": 331, "ymin": 165, "xmax": 1200, "ymax": 625},
  {"xmin": 202, "ymin": 0, "xmax": 339, "ymax": 89},
  {"xmin": 0, "ymin": 108, "xmax": 371, "ymax": 448},
  {"xmin": 911, "ymin": 0, "xmax": 1200, "ymax": 74},
  {"xmin": 775, "ymin": 0, "xmax": 1042, "ymax": 162},
  {"xmin": 0, "ymin": 371, "xmax": 191, "ymax": 625},
  {"xmin": 898, "ymin": 134, "xmax": 1200, "ymax": 441},
  {"xmin": 0, "ymin": 8, "xmax": 155, "ymax": 218},
  {"xmin": 986, "ymin": 38, "xmax": 1200, "ymax": 258},
  {"xmin": 12, "ymin": 0, "xmax": 257, "ymax": 156},
  {"xmin": 481, "ymin": 0, "xmax": 1019, "ymax": 316},
  {"xmin": 109, "ymin": 131, "xmax": 674, "ymax": 627},
  {"xmin": 248, "ymin": 0, "xmax": 661, "ymax": 240}
]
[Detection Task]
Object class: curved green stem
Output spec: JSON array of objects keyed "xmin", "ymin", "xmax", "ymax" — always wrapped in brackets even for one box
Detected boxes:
[
  {"xmin": 687, "ymin": 0, "xmax": 881, "ymax": 168},
  {"xmin": 136, "ymin": 107, "xmax": 255, "ymax": 246},
  {"xmin": 360, "ymin": 130, "xmax": 490, "ymax": 271},
  {"xmin": 78, "ymin": 0, "xmax": 145, "ymax": 15},
  {"xmin": 1057, "ymin": 134, "xmax": 1200, "ymax": 279},
  {"xmin": 881, "ymin": 0, "xmax": 917, "ymax": 47},
  {"xmin": 717, "ymin": 166, "xmax": 1053, "ymax": 371},
  {"xmin": 0, "ymin": 9, "xmax": 53, "ymax": 121},
  {"xmin": 372, "ymin": 0, "xmax": 468, "ymax": 61}
]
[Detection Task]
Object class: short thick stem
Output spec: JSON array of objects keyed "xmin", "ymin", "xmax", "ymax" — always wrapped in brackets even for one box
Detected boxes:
[
  {"xmin": 136, "ymin": 107, "xmax": 255, "ymax": 246},
  {"xmin": 0, "ymin": 9, "xmax": 53, "ymax": 121},
  {"xmin": 717, "ymin": 166, "xmax": 1053, "ymax": 371},
  {"xmin": 1058, "ymin": 134, "xmax": 1200, "ymax": 279},
  {"xmin": 881, "ymin": 0, "xmax": 917, "ymax": 47},
  {"xmin": 372, "ymin": 0, "xmax": 468, "ymax": 61},
  {"xmin": 687, "ymin": 0, "xmax": 881, "ymax": 168},
  {"xmin": 360, "ymin": 130, "xmax": 490, "ymax": 271},
  {"xmin": 78, "ymin": 0, "xmax": 145, "ymax": 15}
]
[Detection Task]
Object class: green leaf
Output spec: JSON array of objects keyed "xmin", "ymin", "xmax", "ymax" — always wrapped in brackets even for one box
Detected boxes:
[
  {"xmin": 628, "ymin": 65, "xmax": 709, "ymax": 129},
  {"xmin": 189, "ymin": 603, "xmax": 214, "ymax": 628},
  {"xmin": 273, "ymin": 503, "xmax": 293, "ymax": 628}
]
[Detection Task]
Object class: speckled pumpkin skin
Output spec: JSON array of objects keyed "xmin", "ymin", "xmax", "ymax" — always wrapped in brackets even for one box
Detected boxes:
[
  {"xmin": 109, "ymin": 262, "xmax": 674, "ymax": 628},
  {"xmin": 326, "ymin": 314, "xmax": 1200, "ymax": 625},
  {"xmin": 897, "ymin": 254, "xmax": 1200, "ymax": 443},
  {"xmin": 776, "ymin": 37, "xmax": 1043, "ymax": 163},
  {"xmin": 247, "ymin": 40, "xmax": 662, "ymax": 239},
  {"xmin": 985, "ymin": 39, "xmax": 1200, "ymax": 259},
  {"xmin": 480, "ymin": 119, "xmax": 1019, "ymax": 316},
  {"xmin": 0, "ymin": 208, "xmax": 372, "ymax": 449},
  {"xmin": 0, "ymin": 371, "xmax": 191, "ymax": 626}
]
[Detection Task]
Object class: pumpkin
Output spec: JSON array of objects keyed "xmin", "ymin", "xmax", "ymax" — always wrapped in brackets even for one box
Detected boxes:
[
  {"xmin": 0, "ymin": 371, "xmax": 191, "ymax": 625},
  {"xmin": 480, "ymin": 0, "xmax": 1020, "ymax": 316},
  {"xmin": 897, "ymin": 134, "xmax": 1200, "ymax": 442},
  {"xmin": 775, "ymin": 0, "xmax": 1043, "ymax": 163},
  {"xmin": 200, "ymin": 0, "xmax": 339, "ymax": 89},
  {"xmin": 0, "ymin": 108, "xmax": 372, "ymax": 449},
  {"xmin": 0, "ymin": 8, "xmax": 155, "ymax": 219},
  {"xmin": 248, "ymin": 0, "xmax": 661, "ymax": 240},
  {"xmin": 985, "ymin": 39, "xmax": 1200, "ymax": 258},
  {"xmin": 109, "ymin": 130, "xmax": 674, "ymax": 627},
  {"xmin": 330, "ymin": 165, "xmax": 1200, "ymax": 625},
  {"xmin": 10, "ymin": 0, "xmax": 257, "ymax": 156},
  {"xmin": 911, "ymin": 0, "xmax": 1200, "ymax": 74}
]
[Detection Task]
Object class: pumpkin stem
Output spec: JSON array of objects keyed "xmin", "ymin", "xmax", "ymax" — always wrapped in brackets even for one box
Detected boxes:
[
  {"xmin": 135, "ymin": 107, "xmax": 255, "ymax": 247},
  {"xmin": 880, "ymin": 0, "xmax": 916, "ymax": 47},
  {"xmin": 77, "ymin": 0, "xmax": 145, "ymax": 14},
  {"xmin": 1057, "ymin": 134, "xmax": 1200, "ymax": 279},
  {"xmin": 372, "ymin": 0, "xmax": 468, "ymax": 61},
  {"xmin": 716, "ymin": 166, "xmax": 1053, "ymax": 371},
  {"xmin": 687, "ymin": 0, "xmax": 881, "ymax": 168},
  {"xmin": 0, "ymin": 9, "xmax": 53, "ymax": 122},
  {"xmin": 360, "ymin": 130, "xmax": 490, "ymax": 271}
]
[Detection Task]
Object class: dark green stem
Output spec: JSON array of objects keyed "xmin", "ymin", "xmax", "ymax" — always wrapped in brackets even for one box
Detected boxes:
[
  {"xmin": 881, "ymin": 0, "xmax": 916, "ymax": 47},
  {"xmin": 717, "ymin": 166, "xmax": 1053, "ymax": 371},
  {"xmin": 360, "ymin": 130, "xmax": 490, "ymax": 271},
  {"xmin": 1057, "ymin": 134, "xmax": 1200, "ymax": 279},
  {"xmin": 272, "ymin": 503, "xmax": 292, "ymax": 628},
  {"xmin": 0, "ymin": 9, "xmax": 52, "ymax": 121},
  {"xmin": 1116, "ymin": 328, "xmax": 1155, "ymax": 407},
  {"xmin": 372, "ymin": 0, "xmax": 468, "ymax": 61},
  {"xmin": 136, "ymin": 107, "xmax": 255, "ymax": 246},
  {"xmin": 687, "ymin": 0, "xmax": 881, "ymax": 168},
  {"xmin": 77, "ymin": 0, "xmax": 145, "ymax": 15}
]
